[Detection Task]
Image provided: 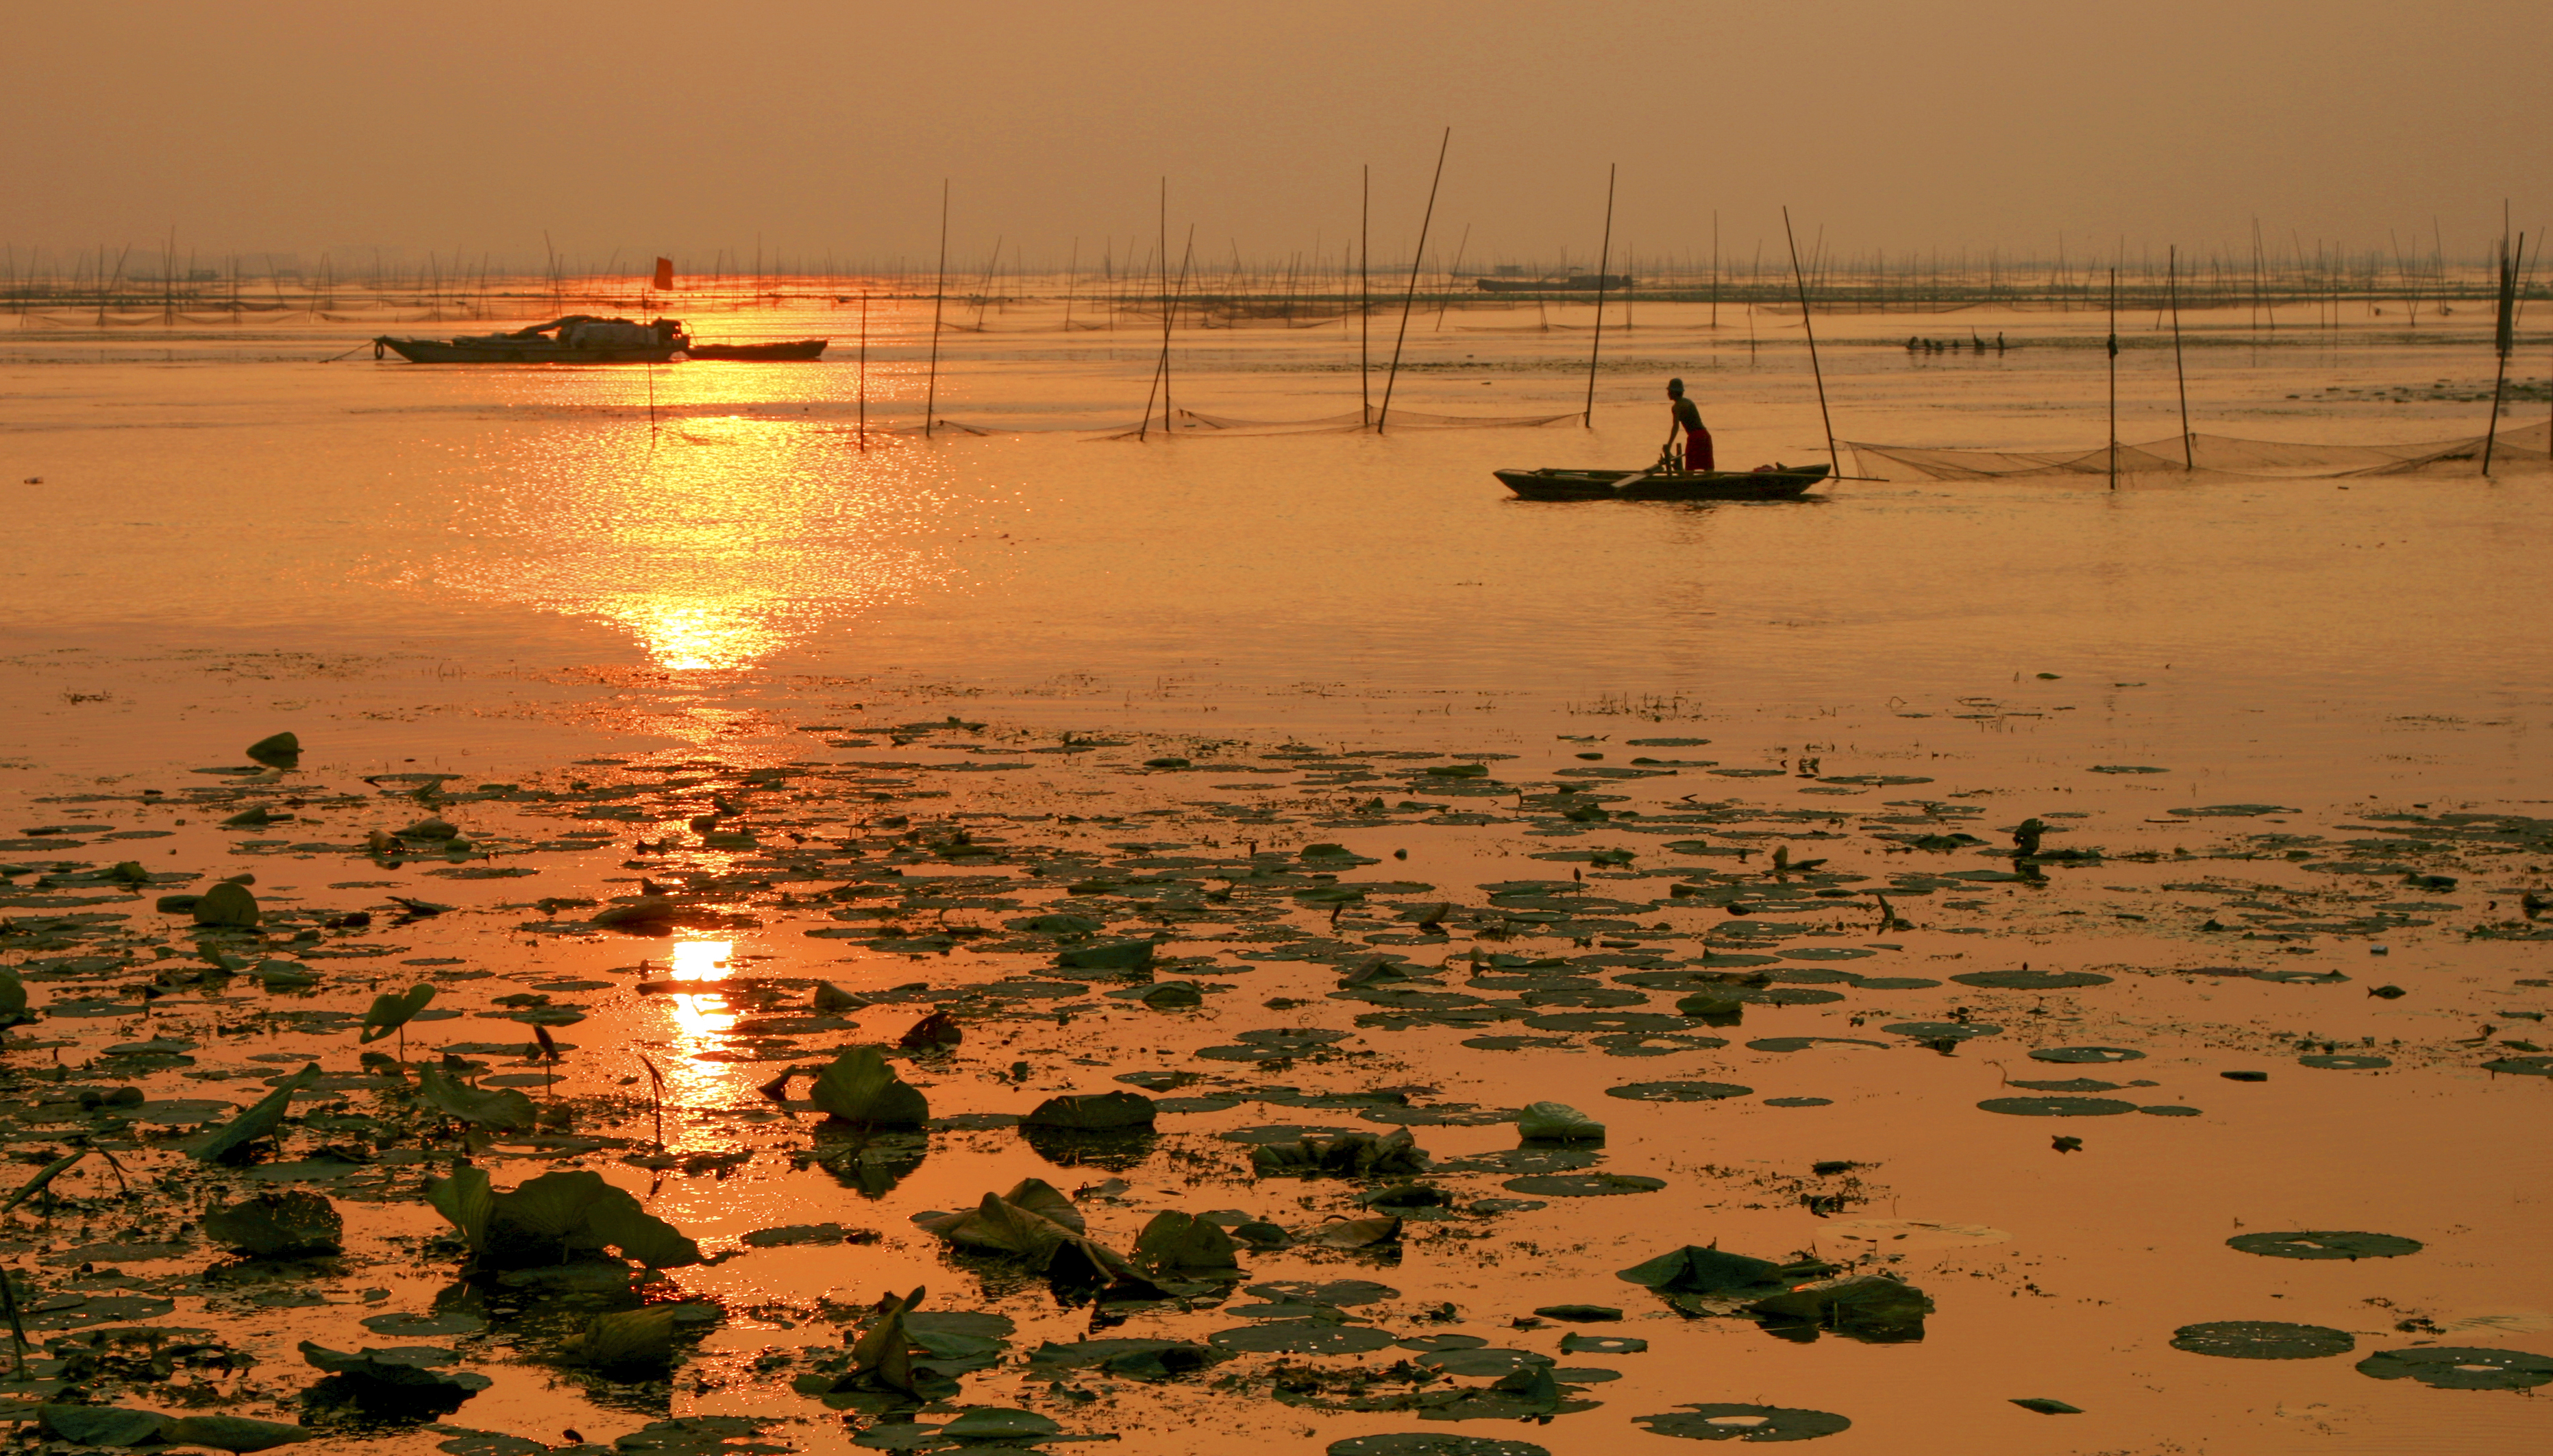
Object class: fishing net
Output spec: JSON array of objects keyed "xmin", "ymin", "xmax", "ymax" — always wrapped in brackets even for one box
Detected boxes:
[
  {"xmin": 1851, "ymin": 422, "xmax": 2550, "ymax": 482},
  {"xmin": 1092, "ymin": 405, "xmax": 1577, "ymax": 440}
]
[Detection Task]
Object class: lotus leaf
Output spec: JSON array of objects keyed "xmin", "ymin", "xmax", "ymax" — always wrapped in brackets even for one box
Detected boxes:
[
  {"xmin": 1632, "ymin": 1404, "xmax": 1852, "ymax": 1442},
  {"xmin": 2228, "ymin": 1230, "xmax": 2423, "ymax": 1261},
  {"xmin": 412, "ymin": 1066, "xmax": 536, "ymax": 1130},
  {"xmin": 1021, "ymin": 1090, "xmax": 1157, "ymax": 1128},
  {"xmin": 359, "ymin": 983, "xmax": 438, "ymax": 1044},
  {"xmin": 1133, "ymin": 1210, "xmax": 1242, "ymax": 1274},
  {"xmin": 193, "ymin": 881, "xmax": 261, "ymax": 927},
  {"xmin": 2354, "ymin": 1345, "xmax": 2553, "ymax": 1390},
  {"xmin": 38, "ymin": 1405, "xmax": 169, "ymax": 1446},
  {"xmin": 164, "ymin": 1416, "xmax": 310, "ymax": 1452},
  {"xmin": 811, "ymin": 1046, "xmax": 930, "ymax": 1126},
  {"xmin": 203, "ymin": 1190, "xmax": 343, "ymax": 1257},
  {"xmin": 187, "ymin": 1063, "xmax": 317, "ymax": 1163},
  {"xmin": 2169, "ymin": 1320, "xmax": 2354, "ymax": 1359}
]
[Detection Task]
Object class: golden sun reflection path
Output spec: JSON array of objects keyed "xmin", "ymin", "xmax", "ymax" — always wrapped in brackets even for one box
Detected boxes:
[
  {"xmin": 423, "ymin": 366, "xmax": 968, "ymax": 673},
  {"xmin": 656, "ymin": 938, "xmax": 741, "ymax": 1115}
]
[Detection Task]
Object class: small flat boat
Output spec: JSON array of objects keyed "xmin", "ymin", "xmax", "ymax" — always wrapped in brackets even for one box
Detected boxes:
[
  {"xmin": 376, "ymin": 314, "xmax": 686, "ymax": 363},
  {"xmin": 685, "ymin": 338, "xmax": 828, "ymax": 361},
  {"xmin": 1495, "ymin": 463, "xmax": 1829, "ymax": 501}
]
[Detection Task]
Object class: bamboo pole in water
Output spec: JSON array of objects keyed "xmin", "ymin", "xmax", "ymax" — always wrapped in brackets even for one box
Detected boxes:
[
  {"xmin": 2483, "ymin": 227, "xmax": 2521, "ymax": 476},
  {"xmin": 2169, "ymin": 246, "xmax": 2193, "ymax": 471},
  {"xmin": 925, "ymin": 181, "xmax": 948, "ymax": 439},
  {"xmin": 1378, "ymin": 127, "xmax": 1451, "ymax": 435},
  {"xmin": 1780, "ymin": 207, "xmax": 1838, "ymax": 478},
  {"xmin": 2108, "ymin": 266, "xmax": 2120, "ymax": 489},
  {"xmin": 1583, "ymin": 164, "xmax": 1616, "ymax": 428},
  {"xmin": 1360, "ymin": 165, "xmax": 1371, "ymax": 425}
]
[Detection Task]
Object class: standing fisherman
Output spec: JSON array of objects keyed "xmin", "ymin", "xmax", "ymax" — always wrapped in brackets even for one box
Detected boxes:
[{"xmin": 1664, "ymin": 378, "xmax": 1713, "ymax": 473}]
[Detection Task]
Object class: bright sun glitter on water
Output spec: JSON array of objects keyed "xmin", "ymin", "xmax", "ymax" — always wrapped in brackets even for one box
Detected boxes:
[
  {"xmin": 664, "ymin": 939, "xmax": 736, "ymax": 1044},
  {"xmin": 428, "ymin": 408, "xmax": 955, "ymax": 674}
]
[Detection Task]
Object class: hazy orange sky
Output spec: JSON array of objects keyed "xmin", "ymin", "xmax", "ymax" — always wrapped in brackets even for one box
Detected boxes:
[{"xmin": 11, "ymin": 0, "xmax": 2548, "ymax": 269}]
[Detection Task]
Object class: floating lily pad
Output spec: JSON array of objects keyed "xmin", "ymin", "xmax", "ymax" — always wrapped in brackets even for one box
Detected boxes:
[
  {"xmin": 1780, "ymin": 948, "xmax": 1876, "ymax": 962},
  {"xmin": 1501, "ymin": 1172, "xmax": 1666, "ymax": 1197},
  {"xmin": 1360, "ymin": 1105, "xmax": 1516, "ymax": 1127},
  {"xmin": 1604, "ymin": 1081, "xmax": 1753, "ymax": 1103},
  {"xmin": 1977, "ymin": 1096, "xmax": 2137, "ymax": 1117},
  {"xmin": 1207, "ymin": 1320, "xmax": 1396, "ymax": 1355},
  {"xmin": 1633, "ymin": 1404, "xmax": 1852, "ymax": 1441},
  {"xmin": 1763, "ymin": 1097, "xmax": 1833, "ymax": 1107},
  {"xmin": 2010, "ymin": 1078, "xmax": 2125, "ymax": 1092},
  {"xmin": 2169, "ymin": 804, "xmax": 2299, "ymax": 817},
  {"xmin": 2481, "ymin": 1054, "xmax": 2553, "ymax": 1076},
  {"xmin": 2010, "ymin": 1398, "xmax": 2084, "ymax": 1414},
  {"xmin": 1327, "ymin": 1436, "xmax": 1552, "ymax": 1456},
  {"xmin": 1419, "ymin": 1348, "xmax": 1553, "ymax": 1377},
  {"xmin": 1524, "ymin": 1012, "xmax": 1697, "ymax": 1034},
  {"xmin": 1747, "ymin": 1037, "xmax": 1887, "ymax": 1053},
  {"xmin": 2227, "ymin": 1231, "xmax": 2423, "ymax": 1261},
  {"xmin": 2028, "ymin": 1046, "xmax": 2145, "ymax": 1064},
  {"xmin": 1882, "ymin": 1022, "xmax": 2001, "ymax": 1041},
  {"xmin": 2169, "ymin": 1321, "xmax": 2355, "ymax": 1359},
  {"xmin": 2138, "ymin": 1105, "xmax": 2202, "ymax": 1116},
  {"xmin": 1853, "ymin": 976, "xmax": 1943, "ymax": 990},
  {"xmin": 2354, "ymin": 1346, "xmax": 2553, "ymax": 1390},
  {"xmin": 1247, "ymin": 1279, "xmax": 1399, "ymax": 1306},
  {"xmin": 1949, "ymin": 970, "xmax": 2112, "ymax": 990},
  {"xmin": 2089, "ymin": 765, "xmax": 2169, "ymax": 774},
  {"xmin": 1559, "ymin": 1333, "xmax": 1648, "ymax": 1355}
]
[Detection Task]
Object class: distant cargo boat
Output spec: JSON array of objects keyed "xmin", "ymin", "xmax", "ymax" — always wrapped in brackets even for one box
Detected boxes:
[
  {"xmin": 1473, "ymin": 275, "xmax": 1634, "ymax": 293},
  {"xmin": 684, "ymin": 339, "xmax": 828, "ymax": 361},
  {"xmin": 374, "ymin": 315, "xmax": 687, "ymax": 363}
]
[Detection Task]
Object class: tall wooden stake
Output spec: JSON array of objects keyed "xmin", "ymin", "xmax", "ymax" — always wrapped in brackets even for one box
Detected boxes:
[
  {"xmin": 2169, "ymin": 245, "xmax": 2192, "ymax": 471},
  {"xmin": 2107, "ymin": 265, "xmax": 2119, "ymax": 489},
  {"xmin": 1583, "ymin": 164, "xmax": 1616, "ymax": 428},
  {"xmin": 924, "ymin": 180, "xmax": 948, "ymax": 439},
  {"xmin": 1159, "ymin": 181, "xmax": 1176, "ymax": 435},
  {"xmin": 1378, "ymin": 127, "xmax": 1451, "ymax": 434},
  {"xmin": 2484, "ymin": 225, "xmax": 2521, "ymax": 476},
  {"xmin": 1360, "ymin": 165, "xmax": 1371, "ymax": 425},
  {"xmin": 1781, "ymin": 206, "xmax": 1838, "ymax": 477}
]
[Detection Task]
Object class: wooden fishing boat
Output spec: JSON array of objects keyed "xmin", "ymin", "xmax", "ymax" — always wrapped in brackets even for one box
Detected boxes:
[
  {"xmin": 375, "ymin": 314, "xmax": 686, "ymax": 363},
  {"xmin": 1474, "ymin": 274, "xmax": 1633, "ymax": 293},
  {"xmin": 1494, "ymin": 463, "xmax": 1829, "ymax": 501},
  {"xmin": 684, "ymin": 338, "xmax": 828, "ymax": 361}
]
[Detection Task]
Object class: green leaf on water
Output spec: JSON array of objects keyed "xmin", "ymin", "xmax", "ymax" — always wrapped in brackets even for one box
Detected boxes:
[
  {"xmin": 809, "ymin": 1046, "xmax": 930, "ymax": 1126},
  {"xmin": 2226, "ymin": 1231, "xmax": 2422, "ymax": 1261},
  {"xmin": 412, "ymin": 1065, "xmax": 536, "ymax": 1130},
  {"xmin": 426, "ymin": 1163, "xmax": 494, "ymax": 1250},
  {"xmin": 2354, "ymin": 1345, "xmax": 2553, "ymax": 1390},
  {"xmin": 187, "ymin": 1063, "xmax": 317, "ymax": 1163},
  {"xmin": 358, "ymin": 983, "xmax": 437, "ymax": 1044},
  {"xmin": 2169, "ymin": 1320, "xmax": 2354, "ymax": 1359}
]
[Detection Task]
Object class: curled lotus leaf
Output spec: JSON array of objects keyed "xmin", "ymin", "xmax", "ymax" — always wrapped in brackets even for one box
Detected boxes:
[{"xmin": 810, "ymin": 1046, "xmax": 930, "ymax": 1126}]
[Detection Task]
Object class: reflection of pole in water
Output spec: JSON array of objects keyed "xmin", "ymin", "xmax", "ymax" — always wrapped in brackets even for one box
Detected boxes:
[{"xmin": 857, "ymin": 292, "xmax": 868, "ymax": 452}]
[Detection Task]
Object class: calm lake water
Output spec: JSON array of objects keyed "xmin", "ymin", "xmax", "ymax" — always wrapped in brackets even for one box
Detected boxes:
[{"xmin": 0, "ymin": 291, "xmax": 2547, "ymax": 1456}]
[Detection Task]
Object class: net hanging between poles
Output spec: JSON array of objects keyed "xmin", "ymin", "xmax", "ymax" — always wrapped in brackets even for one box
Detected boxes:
[
  {"xmin": 1849, "ymin": 422, "xmax": 2551, "ymax": 482},
  {"xmin": 1090, "ymin": 405, "xmax": 1577, "ymax": 441}
]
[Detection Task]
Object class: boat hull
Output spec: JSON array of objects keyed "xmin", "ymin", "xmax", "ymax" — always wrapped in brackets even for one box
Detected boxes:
[
  {"xmin": 684, "ymin": 339, "xmax": 828, "ymax": 360},
  {"xmin": 1494, "ymin": 465, "xmax": 1829, "ymax": 501},
  {"xmin": 375, "ymin": 336, "xmax": 681, "ymax": 364}
]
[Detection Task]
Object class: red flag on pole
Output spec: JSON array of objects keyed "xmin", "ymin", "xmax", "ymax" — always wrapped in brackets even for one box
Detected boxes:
[{"xmin": 652, "ymin": 257, "xmax": 675, "ymax": 291}]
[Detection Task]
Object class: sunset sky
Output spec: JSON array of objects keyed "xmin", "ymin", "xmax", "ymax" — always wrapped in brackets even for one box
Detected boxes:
[{"xmin": 12, "ymin": 0, "xmax": 2548, "ymax": 267}]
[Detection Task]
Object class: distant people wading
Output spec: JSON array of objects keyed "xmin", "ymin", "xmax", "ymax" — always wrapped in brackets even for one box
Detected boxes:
[{"xmin": 1664, "ymin": 378, "xmax": 1713, "ymax": 472}]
